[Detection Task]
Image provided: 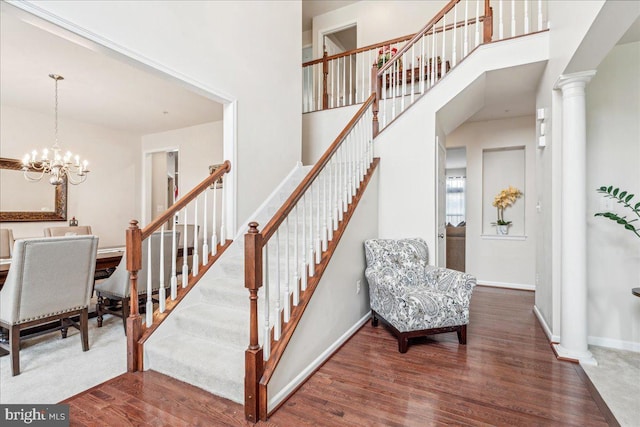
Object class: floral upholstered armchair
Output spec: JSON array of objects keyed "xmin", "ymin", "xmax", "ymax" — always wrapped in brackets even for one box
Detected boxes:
[{"xmin": 364, "ymin": 238, "xmax": 476, "ymax": 353}]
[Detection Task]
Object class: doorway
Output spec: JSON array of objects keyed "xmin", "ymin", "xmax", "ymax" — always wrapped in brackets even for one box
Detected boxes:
[{"xmin": 445, "ymin": 147, "xmax": 467, "ymax": 272}]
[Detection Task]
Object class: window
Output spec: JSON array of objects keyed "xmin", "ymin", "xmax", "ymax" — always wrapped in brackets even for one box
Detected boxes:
[{"xmin": 446, "ymin": 175, "xmax": 466, "ymax": 226}]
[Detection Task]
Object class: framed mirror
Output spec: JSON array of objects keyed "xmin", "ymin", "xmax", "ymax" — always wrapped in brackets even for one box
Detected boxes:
[{"xmin": 0, "ymin": 157, "xmax": 67, "ymax": 222}]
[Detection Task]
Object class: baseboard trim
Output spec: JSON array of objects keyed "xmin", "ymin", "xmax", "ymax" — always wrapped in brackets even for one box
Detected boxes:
[
  {"xmin": 267, "ymin": 312, "xmax": 371, "ymax": 413},
  {"xmin": 588, "ymin": 336, "xmax": 640, "ymax": 353},
  {"xmin": 477, "ymin": 280, "xmax": 535, "ymax": 291},
  {"xmin": 533, "ymin": 305, "xmax": 560, "ymax": 343}
]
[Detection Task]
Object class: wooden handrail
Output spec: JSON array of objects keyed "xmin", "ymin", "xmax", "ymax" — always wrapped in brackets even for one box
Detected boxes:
[
  {"xmin": 260, "ymin": 94, "xmax": 375, "ymax": 243},
  {"xmin": 302, "ymin": 33, "xmax": 416, "ymax": 67}
]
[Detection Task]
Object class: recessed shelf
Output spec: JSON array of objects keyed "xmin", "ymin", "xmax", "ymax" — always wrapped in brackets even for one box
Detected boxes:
[{"xmin": 481, "ymin": 234, "xmax": 527, "ymax": 241}]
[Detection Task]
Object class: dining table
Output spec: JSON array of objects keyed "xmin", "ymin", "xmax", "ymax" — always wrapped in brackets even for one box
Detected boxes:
[{"xmin": 0, "ymin": 247, "xmax": 125, "ymax": 290}]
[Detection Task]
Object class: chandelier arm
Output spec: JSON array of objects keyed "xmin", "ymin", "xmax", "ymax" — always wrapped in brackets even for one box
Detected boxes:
[
  {"xmin": 23, "ymin": 169, "xmax": 47, "ymax": 182},
  {"xmin": 66, "ymin": 173, "xmax": 88, "ymax": 185}
]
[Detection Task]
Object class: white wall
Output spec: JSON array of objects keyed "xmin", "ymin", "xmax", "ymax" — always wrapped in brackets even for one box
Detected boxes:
[
  {"xmin": 267, "ymin": 167, "xmax": 378, "ymax": 411},
  {"xmin": 447, "ymin": 116, "xmax": 537, "ymax": 288},
  {"xmin": 24, "ymin": 0, "xmax": 302, "ymax": 234},
  {"xmin": 0, "ymin": 105, "xmax": 140, "ymax": 247},
  {"xmin": 302, "ymin": 104, "xmax": 360, "ymax": 165},
  {"xmin": 586, "ymin": 41, "xmax": 640, "ymax": 349},
  {"xmin": 311, "ymin": 1, "xmax": 446, "ymax": 59}
]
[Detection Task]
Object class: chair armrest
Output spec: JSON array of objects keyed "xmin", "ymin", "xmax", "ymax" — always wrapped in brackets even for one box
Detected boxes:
[{"xmin": 423, "ymin": 266, "xmax": 476, "ymax": 300}]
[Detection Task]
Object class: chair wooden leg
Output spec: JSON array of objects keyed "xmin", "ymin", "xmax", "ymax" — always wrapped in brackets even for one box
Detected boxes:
[
  {"xmin": 61, "ymin": 318, "xmax": 68, "ymax": 338},
  {"xmin": 122, "ymin": 298, "xmax": 130, "ymax": 332},
  {"xmin": 81, "ymin": 308, "xmax": 89, "ymax": 351},
  {"xmin": 457, "ymin": 324, "xmax": 467, "ymax": 345},
  {"xmin": 10, "ymin": 325, "xmax": 20, "ymax": 376},
  {"xmin": 398, "ymin": 335, "xmax": 409, "ymax": 353},
  {"xmin": 371, "ymin": 310, "xmax": 379, "ymax": 327},
  {"xmin": 96, "ymin": 294, "xmax": 104, "ymax": 327}
]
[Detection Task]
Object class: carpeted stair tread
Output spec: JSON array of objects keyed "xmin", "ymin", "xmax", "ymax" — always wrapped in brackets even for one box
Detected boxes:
[
  {"xmin": 173, "ymin": 303, "xmax": 247, "ymax": 345},
  {"xmin": 145, "ymin": 333, "xmax": 244, "ymax": 404}
]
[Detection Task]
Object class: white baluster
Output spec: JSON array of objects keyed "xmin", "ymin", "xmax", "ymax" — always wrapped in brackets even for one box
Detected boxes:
[
  {"xmin": 308, "ymin": 189, "xmax": 315, "ymax": 277},
  {"xmin": 336, "ymin": 146, "xmax": 343, "ymax": 224},
  {"xmin": 322, "ymin": 170, "xmax": 328, "ymax": 252},
  {"xmin": 499, "ymin": 0, "xmax": 504, "ymax": 40},
  {"xmin": 315, "ymin": 179, "xmax": 321, "ymax": 264},
  {"xmin": 327, "ymin": 159, "xmax": 335, "ymax": 241},
  {"xmin": 293, "ymin": 203, "xmax": 300, "ymax": 305},
  {"xmin": 464, "ymin": 0, "xmax": 469, "ymax": 56},
  {"xmin": 453, "ymin": 3, "xmax": 458, "ymax": 68},
  {"xmin": 182, "ymin": 210, "xmax": 188, "ymax": 287},
  {"xmin": 349, "ymin": 53, "xmax": 353, "ymax": 105},
  {"xmin": 441, "ymin": 13, "xmax": 447, "ymax": 77},
  {"xmin": 274, "ymin": 229, "xmax": 281, "ymax": 341},
  {"xmin": 342, "ymin": 56, "xmax": 346, "ymax": 106},
  {"xmin": 431, "ymin": 26, "xmax": 436, "ymax": 83},
  {"xmin": 475, "ymin": 0, "xmax": 480, "ymax": 47},
  {"xmin": 511, "ymin": 0, "xmax": 516, "ymax": 37},
  {"xmin": 351, "ymin": 133, "xmax": 358, "ymax": 196},
  {"xmin": 146, "ymin": 237, "xmax": 153, "ymax": 327},
  {"xmin": 158, "ymin": 225, "xmax": 166, "ymax": 313},
  {"xmin": 284, "ymin": 217, "xmax": 290, "ymax": 323},
  {"xmin": 192, "ymin": 197, "xmax": 199, "ymax": 277},
  {"xmin": 391, "ymin": 61, "xmax": 396, "ymax": 120},
  {"xmin": 524, "ymin": 0, "xmax": 529, "ymax": 34},
  {"xmin": 410, "ymin": 45, "xmax": 415, "ymax": 104},
  {"xmin": 262, "ymin": 244, "xmax": 270, "ymax": 360},
  {"xmin": 420, "ymin": 34, "xmax": 426, "ymax": 94},
  {"xmin": 537, "ymin": 0, "xmax": 543, "ymax": 31},
  {"xmin": 343, "ymin": 141, "xmax": 349, "ymax": 212},
  {"xmin": 220, "ymin": 176, "xmax": 226, "ymax": 244},
  {"xmin": 302, "ymin": 193, "xmax": 308, "ymax": 289},
  {"xmin": 203, "ymin": 191, "xmax": 209, "ymax": 264},
  {"xmin": 211, "ymin": 182, "xmax": 218, "ymax": 256},
  {"xmin": 171, "ymin": 218, "xmax": 177, "ymax": 300},
  {"xmin": 401, "ymin": 52, "xmax": 406, "ymax": 113}
]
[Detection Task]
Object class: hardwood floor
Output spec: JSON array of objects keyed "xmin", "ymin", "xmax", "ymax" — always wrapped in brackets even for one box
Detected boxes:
[{"xmin": 63, "ymin": 286, "xmax": 611, "ymax": 426}]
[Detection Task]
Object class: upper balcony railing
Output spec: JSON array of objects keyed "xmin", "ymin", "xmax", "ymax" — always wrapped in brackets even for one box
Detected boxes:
[{"xmin": 302, "ymin": 0, "xmax": 548, "ymax": 115}]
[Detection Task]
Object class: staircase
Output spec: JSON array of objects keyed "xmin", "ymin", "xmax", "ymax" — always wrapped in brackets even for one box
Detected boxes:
[{"xmin": 144, "ymin": 165, "xmax": 312, "ymax": 403}]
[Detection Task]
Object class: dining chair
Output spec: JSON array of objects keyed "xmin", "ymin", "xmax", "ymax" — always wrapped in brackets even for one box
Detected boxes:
[
  {"xmin": 44, "ymin": 225, "xmax": 93, "ymax": 237},
  {"xmin": 0, "ymin": 228, "xmax": 14, "ymax": 259},
  {"xmin": 0, "ymin": 235, "xmax": 99, "ymax": 376},
  {"xmin": 95, "ymin": 231, "xmax": 177, "ymax": 331}
]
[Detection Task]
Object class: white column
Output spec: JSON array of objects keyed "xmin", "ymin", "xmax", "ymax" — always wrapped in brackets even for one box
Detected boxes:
[{"xmin": 553, "ymin": 70, "xmax": 597, "ymax": 366}]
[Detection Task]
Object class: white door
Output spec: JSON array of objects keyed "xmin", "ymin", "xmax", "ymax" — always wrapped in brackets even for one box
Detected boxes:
[{"xmin": 436, "ymin": 137, "xmax": 446, "ymax": 267}]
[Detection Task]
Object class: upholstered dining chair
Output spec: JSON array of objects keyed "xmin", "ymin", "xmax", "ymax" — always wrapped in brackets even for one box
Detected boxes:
[
  {"xmin": 0, "ymin": 235, "xmax": 99, "ymax": 376},
  {"xmin": 364, "ymin": 238, "xmax": 476, "ymax": 353},
  {"xmin": 0, "ymin": 228, "xmax": 14, "ymax": 259},
  {"xmin": 94, "ymin": 231, "xmax": 176, "ymax": 331},
  {"xmin": 44, "ymin": 225, "xmax": 93, "ymax": 237}
]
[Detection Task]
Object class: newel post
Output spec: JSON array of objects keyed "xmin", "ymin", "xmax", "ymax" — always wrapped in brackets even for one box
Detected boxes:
[
  {"xmin": 125, "ymin": 220, "xmax": 143, "ymax": 372},
  {"xmin": 371, "ymin": 64, "xmax": 380, "ymax": 138},
  {"xmin": 244, "ymin": 222, "xmax": 264, "ymax": 422},
  {"xmin": 483, "ymin": 0, "xmax": 493, "ymax": 43},
  {"xmin": 322, "ymin": 51, "xmax": 329, "ymax": 110}
]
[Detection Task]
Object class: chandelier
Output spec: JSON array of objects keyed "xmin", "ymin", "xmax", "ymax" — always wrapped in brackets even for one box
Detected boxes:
[{"xmin": 22, "ymin": 74, "xmax": 89, "ymax": 185}]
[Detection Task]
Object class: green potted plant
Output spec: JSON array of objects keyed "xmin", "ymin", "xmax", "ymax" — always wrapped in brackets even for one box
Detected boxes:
[
  {"xmin": 594, "ymin": 186, "xmax": 639, "ymax": 239},
  {"xmin": 491, "ymin": 186, "xmax": 523, "ymax": 235}
]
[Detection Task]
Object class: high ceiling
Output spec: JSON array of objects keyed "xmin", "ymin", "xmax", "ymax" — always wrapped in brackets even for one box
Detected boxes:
[
  {"xmin": 302, "ymin": 0, "xmax": 359, "ymax": 31},
  {"xmin": 0, "ymin": 3, "xmax": 222, "ymax": 136}
]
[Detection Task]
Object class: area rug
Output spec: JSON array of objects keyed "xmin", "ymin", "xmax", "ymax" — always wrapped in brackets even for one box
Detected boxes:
[{"xmin": 0, "ymin": 315, "xmax": 126, "ymax": 404}]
